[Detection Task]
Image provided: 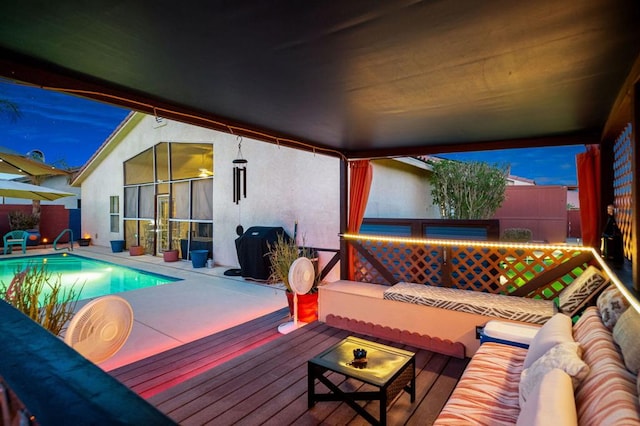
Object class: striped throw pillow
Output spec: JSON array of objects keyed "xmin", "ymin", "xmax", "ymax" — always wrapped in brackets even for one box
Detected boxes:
[{"xmin": 558, "ymin": 266, "xmax": 607, "ymax": 315}]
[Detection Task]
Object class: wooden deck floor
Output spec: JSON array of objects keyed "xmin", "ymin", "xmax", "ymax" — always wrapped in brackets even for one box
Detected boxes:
[
  {"xmin": 113, "ymin": 310, "xmax": 469, "ymax": 426},
  {"xmin": 109, "ymin": 308, "xmax": 290, "ymax": 398}
]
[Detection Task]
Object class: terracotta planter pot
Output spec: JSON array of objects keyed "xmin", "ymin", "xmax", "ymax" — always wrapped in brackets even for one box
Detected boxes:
[
  {"xmin": 129, "ymin": 245, "xmax": 144, "ymax": 256},
  {"xmin": 286, "ymin": 291, "xmax": 318, "ymax": 323},
  {"xmin": 163, "ymin": 250, "xmax": 179, "ymax": 262}
]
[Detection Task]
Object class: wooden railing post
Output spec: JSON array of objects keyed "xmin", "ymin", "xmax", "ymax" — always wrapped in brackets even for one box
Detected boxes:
[
  {"xmin": 441, "ymin": 246, "xmax": 452, "ymax": 287},
  {"xmin": 339, "ymin": 158, "xmax": 348, "ymax": 280}
]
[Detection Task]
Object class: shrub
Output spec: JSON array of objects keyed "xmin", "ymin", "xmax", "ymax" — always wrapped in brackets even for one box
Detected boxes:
[
  {"xmin": 267, "ymin": 233, "xmax": 320, "ymax": 293},
  {"xmin": 0, "ymin": 263, "xmax": 83, "ymax": 336},
  {"xmin": 430, "ymin": 160, "xmax": 508, "ymax": 219},
  {"xmin": 8, "ymin": 211, "xmax": 39, "ymax": 230},
  {"xmin": 502, "ymin": 228, "xmax": 532, "ymax": 242}
]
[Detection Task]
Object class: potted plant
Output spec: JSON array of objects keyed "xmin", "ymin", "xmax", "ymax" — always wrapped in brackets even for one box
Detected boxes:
[
  {"xmin": 129, "ymin": 245, "xmax": 145, "ymax": 256},
  {"xmin": 110, "ymin": 239, "xmax": 125, "ymax": 252},
  {"xmin": 267, "ymin": 234, "xmax": 320, "ymax": 322},
  {"xmin": 190, "ymin": 249, "xmax": 209, "ymax": 267},
  {"xmin": 163, "ymin": 249, "xmax": 179, "ymax": 262},
  {"xmin": 78, "ymin": 234, "xmax": 92, "ymax": 246},
  {"xmin": 8, "ymin": 211, "xmax": 41, "ymax": 246}
]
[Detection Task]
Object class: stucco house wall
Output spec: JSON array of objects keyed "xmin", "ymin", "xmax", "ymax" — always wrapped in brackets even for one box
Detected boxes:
[
  {"xmin": 366, "ymin": 158, "xmax": 438, "ymax": 219},
  {"xmin": 76, "ymin": 113, "xmax": 434, "ymax": 271},
  {"xmin": 77, "ymin": 114, "xmax": 338, "ymax": 268}
]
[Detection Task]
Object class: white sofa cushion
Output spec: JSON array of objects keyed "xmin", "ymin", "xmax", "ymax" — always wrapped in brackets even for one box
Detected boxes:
[
  {"xmin": 520, "ymin": 342, "xmax": 589, "ymax": 408},
  {"xmin": 523, "ymin": 313, "xmax": 573, "ymax": 369},
  {"xmin": 516, "ymin": 368, "xmax": 578, "ymax": 426}
]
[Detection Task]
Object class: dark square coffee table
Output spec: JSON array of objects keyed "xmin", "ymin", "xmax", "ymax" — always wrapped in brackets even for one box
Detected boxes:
[{"xmin": 308, "ymin": 336, "xmax": 415, "ymax": 425}]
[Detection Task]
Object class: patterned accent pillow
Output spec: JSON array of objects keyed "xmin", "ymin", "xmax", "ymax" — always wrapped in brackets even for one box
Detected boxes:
[
  {"xmin": 520, "ymin": 342, "xmax": 589, "ymax": 408},
  {"xmin": 558, "ymin": 266, "xmax": 608, "ymax": 314},
  {"xmin": 516, "ymin": 368, "xmax": 578, "ymax": 426},
  {"xmin": 597, "ymin": 284, "xmax": 630, "ymax": 330},
  {"xmin": 613, "ymin": 307, "xmax": 640, "ymax": 374}
]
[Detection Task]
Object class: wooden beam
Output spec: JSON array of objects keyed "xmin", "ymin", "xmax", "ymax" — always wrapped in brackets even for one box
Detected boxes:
[
  {"xmin": 339, "ymin": 159, "xmax": 348, "ymax": 279},
  {"xmin": 0, "ymin": 51, "xmax": 344, "ymax": 160},
  {"xmin": 509, "ymin": 252, "xmax": 594, "ymax": 297},
  {"xmin": 346, "ymin": 132, "xmax": 601, "ymax": 160},
  {"xmin": 602, "ymin": 53, "xmax": 640, "ymax": 142},
  {"xmin": 319, "ymin": 251, "xmax": 341, "ymax": 281},
  {"xmin": 351, "ymin": 240, "xmax": 398, "ymax": 285}
]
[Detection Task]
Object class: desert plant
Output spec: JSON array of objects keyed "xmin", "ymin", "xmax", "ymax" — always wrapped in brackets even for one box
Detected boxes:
[
  {"xmin": 8, "ymin": 211, "xmax": 40, "ymax": 230},
  {"xmin": 430, "ymin": 160, "xmax": 508, "ymax": 219},
  {"xmin": 0, "ymin": 263, "xmax": 83, "ymax": 336},
  {"xmin": 267, "ymin": 233, "xmax": 320, "ymax": 293}
]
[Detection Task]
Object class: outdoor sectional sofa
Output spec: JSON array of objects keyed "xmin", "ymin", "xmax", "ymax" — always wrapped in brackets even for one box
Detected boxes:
[
  {"xmin": 319, "ymin": 267, "xmax": 640, "ymax": 424},
  {"xmin": 436, "ymin": 288, "xmax": 640, "ymax": 425},
  {"xmin": 319, "ymin": 281, "xmax": 558, "ymax": 358},
  {"xmin": 319, "ymin": 266, "xmax": 609, "ymax": 358}
]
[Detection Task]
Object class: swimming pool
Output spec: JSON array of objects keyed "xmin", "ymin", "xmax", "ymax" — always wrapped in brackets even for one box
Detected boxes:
[{"xmin": 0, "ymin": 253, "xmax": 180, "ymax": 301}]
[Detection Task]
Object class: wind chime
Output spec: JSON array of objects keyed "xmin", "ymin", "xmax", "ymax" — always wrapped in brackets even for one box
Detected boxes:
[
  {"xmin": 233, "ymin": 138, "xmax": 248, "ymax": 204},
  {"xmin": 233, "ymin": 139, "xmax": 248, "ymax": 236}
]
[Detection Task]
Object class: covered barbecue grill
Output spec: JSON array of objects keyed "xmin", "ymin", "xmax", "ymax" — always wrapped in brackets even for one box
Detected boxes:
[{"xmin": 235, "ymin": 226, "xmax": 291, "ymax": 280}]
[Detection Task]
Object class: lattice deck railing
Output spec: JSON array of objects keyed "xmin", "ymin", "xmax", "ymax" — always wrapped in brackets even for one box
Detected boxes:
[
  {"xmin": 349, "ymin": 237, "xmax": 594, "ymax": 301},
  {"xmin": 613, "ymin": 123, "xmax": 633, "ymax": 260}
]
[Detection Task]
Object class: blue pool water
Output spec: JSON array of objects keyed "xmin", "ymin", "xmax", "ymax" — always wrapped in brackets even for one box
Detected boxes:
[{"xmin": 0, "ymin": 253, "xmax": 180, "ymax": 301}]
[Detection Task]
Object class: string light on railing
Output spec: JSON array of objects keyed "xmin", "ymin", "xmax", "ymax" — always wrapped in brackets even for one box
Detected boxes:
[
  {"xmin": 341, "ymin": 233, "xmax": 583, "ymax": 251},
  {"xmin": 341, "ymin": 233, "xmax": 640, "ymax": 314}
]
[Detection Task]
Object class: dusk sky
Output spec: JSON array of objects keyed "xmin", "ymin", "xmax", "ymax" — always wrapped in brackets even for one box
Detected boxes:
[
  {"xmin": 439, "ymin": 145, "xmax": 584, "ymax": 186},
  {"xmin": 1, "ymin": 79, "xmax": 584, "ymax": 184},
  {"xmin": 0, "ymin": 79, "xmax": 129, "ymax": 168}
]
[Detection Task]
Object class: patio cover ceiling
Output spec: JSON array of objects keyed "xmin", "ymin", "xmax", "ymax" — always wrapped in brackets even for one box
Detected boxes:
[{"xmin": 0, "ymin": 1, "xmax": 639, "ymax": 159}]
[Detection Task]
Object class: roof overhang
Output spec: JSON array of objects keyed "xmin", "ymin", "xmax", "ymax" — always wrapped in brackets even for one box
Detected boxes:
[{"xmin": 1, "ymin": 1, "xmax": 639, "ymax": 159}]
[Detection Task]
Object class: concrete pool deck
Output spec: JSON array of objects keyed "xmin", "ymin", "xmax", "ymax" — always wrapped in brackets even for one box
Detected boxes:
[{"xmin": 2, "ymin": 245, "xmax": 288, "ymax": 372}]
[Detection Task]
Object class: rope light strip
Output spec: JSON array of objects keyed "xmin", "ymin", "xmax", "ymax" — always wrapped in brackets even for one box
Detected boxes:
[
  {"xmin": 342, "ymin": 233, "xmax": 640, "ymax": 313},
  {"xmin": 342, "ymin": 232, "xmax": 581, "ymax": 251}
]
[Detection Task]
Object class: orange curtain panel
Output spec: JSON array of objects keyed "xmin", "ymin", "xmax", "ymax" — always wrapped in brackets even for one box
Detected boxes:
[
  {"xmin": 347, "ymin": 160, "xmax": 373, "ymax": 280},
  {"xmin": 576, "ymin": 145, "xmax": 601, "ymax": 248}
]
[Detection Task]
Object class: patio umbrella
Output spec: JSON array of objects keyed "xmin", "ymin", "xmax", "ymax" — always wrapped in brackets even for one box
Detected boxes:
[
  {"xmin": 0, "ymin": 149, "xmax": 69, "ymax": 177},
  {"xmin": 0, "ymin": 179, "xmax": 74, "ymax": 201}
]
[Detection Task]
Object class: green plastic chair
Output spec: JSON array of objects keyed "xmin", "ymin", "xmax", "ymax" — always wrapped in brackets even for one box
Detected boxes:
[{"xmin": 3, "ymin": 230, "xmax": 29, "ymax": 254}]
